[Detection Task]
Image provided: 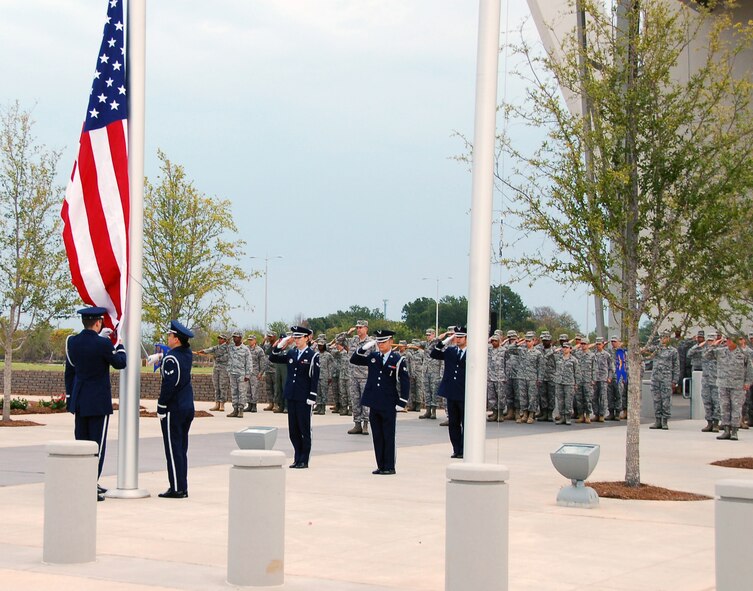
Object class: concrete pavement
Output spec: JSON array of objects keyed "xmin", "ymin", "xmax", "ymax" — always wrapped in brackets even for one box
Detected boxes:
[{"xmin": 0, "ymin": 397, "xmax": 748, "ymax": 590}]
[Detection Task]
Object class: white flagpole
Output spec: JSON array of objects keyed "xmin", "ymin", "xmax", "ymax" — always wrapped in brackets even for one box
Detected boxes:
[{"xmin": 109, "ymin": 0, "xmax": 148, "ymax": 499}]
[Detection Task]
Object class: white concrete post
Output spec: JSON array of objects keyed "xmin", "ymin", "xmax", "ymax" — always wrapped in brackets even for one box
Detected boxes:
[
  {"xmin": 446, "ymin": 463, "xmax": 509, "ymax": 591},
  {"xmin": 227, "ymin": 450, "xmax": 286, "ymax": 587},
  {"xmin": 691, "ymin": 370, "xmax": 704, "ymax": 420},
  {"xmin": 43, "ymin": 440, "xmax": 98, "ymax": 564},
  {"xmin": 716, "ymin": 479, "xmax": 753, "ymax": 591}
]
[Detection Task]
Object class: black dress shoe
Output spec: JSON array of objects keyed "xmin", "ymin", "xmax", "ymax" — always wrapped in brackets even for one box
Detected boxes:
[
  {"xmin": 379, "ymin": 469, "xmax": 396, "ymax": 475},
  {"xmin": 158, "ymin": 489, "xmax": 188, "ymax": 498},
  {"xmin": 291, "ymin": 462, "xmax": 308, "ymax": 469},
  {"xmin": 451, "ymin": 453, "xmax": 464, "ymax": 459},
  {"xmin": 97, "ymin": 493, "xmax": 105, "ymax": 502},
  {"xmin": 97, "ymin": 485, "xmax": 108, "ymax": 494},
  {"xmin": 372, "ymin": 469, "xmax": 383, "ymax": 475},
  {"xmin": 290, "ymin": 462, "xmax": 299, "ymax": 468}
]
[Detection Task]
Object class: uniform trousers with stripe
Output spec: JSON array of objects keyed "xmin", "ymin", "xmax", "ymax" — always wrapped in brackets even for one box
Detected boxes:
[
  {"xmin": 288, "ymin": 400, "xmax": 313, "ymax": 465},
  {"xmin": 160, "ymin": 410, "xmax": 193, "ymax": 492},
  {"xmin": 75, "ymin": 414, "xmax": 109, "ymax": 479},
  {"xmin": 369, "ymin": 408, "xmax": 397, "ymax": 471},
  {"xmin": 446, "ymin": 399, "xmax": 465, "ymax": 455}
]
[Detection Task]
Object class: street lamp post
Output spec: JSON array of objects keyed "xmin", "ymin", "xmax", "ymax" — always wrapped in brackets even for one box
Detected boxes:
[
  {"xmin": 422, "ymin": 276, "xmax": 452, "ymax": 336},
  {"xmin": 250, "ymin": 255, "xmax": 283, "ymax": 330}
]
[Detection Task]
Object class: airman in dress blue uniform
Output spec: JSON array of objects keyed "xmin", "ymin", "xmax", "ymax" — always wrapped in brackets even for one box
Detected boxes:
[
  {"xmin": 65, "ymin": 306, "xmax": 127, "ymax": 500},
  {"xmin": 269, "ymin": 326, "xmax": 320, "ymax": 468},
  {"xmin": 350, "ymin": 329, "xmax": 410, "ymax": 475},
  {"xmin": 157, "ymin": 321, "xmax": 195, "ymax": 498},
  {"xmin": 429, "ymin": 326, "xmax": 467, "ymax": 459}
]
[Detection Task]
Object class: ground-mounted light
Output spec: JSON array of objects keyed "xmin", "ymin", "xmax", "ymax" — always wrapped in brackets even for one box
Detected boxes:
[
  {"xmin": 234, "ymin": 426, "xmax": 278, "ymax": 450},
  {"xmin": 550, "ymin": 443, "xmax": 600, "ymax": 508}
]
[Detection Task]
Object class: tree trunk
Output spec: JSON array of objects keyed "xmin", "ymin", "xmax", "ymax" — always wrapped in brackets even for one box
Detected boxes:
[
  {"xmin": 625, "ymin": 317, "xmax": 642, "ymax": 487},
  {"xmin": 2, "ymin": 333, "xmax": 12, "ymax": 422}
]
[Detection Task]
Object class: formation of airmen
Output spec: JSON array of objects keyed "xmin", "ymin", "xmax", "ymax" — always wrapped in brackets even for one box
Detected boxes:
[{"xmin": 197, "ymin": 323, "xmax": 751, "ymax": 441}]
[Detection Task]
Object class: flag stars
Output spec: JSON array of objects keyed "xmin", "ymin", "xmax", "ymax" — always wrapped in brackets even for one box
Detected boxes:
[
  {"xmin": 110, "ymin": 0, "xmax": 118, "ymax": 7},
  {"xmin": 89, "ymin": 108, "xmax": 99, "ymax": 119},
  {"xmin": 109, "ymin": 100, "xmax": 120, "ymax": 111},
  {"xmin": 98, "ymin": 93, "xmax": 107, "ymax": 103},
  {"xmin": 112, "ymin": 61, "xmax": 122, "ymax": 71},
  {"xmin": 117, "ymin": 85, "xmax": 126, "ymax": 95},
  {"xmin": 94, "ymin": 70, "xmax": 101, "ymax": 79},
  {"xmin": 105, "ymin": 78, "xmax": 114, "ymax": 87},
  {"xmin": 99, "ymin": 53, "xmax": 109, "ymax": 64},
  {"xmin": 115, "ymin": 21, "xmax": 123, "ymax": 31},
  {"xmin": 107, "ymin": 38, "xmax": 116, "ymax": 48}
]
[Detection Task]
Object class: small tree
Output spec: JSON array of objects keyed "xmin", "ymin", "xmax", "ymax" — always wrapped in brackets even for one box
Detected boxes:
[
  {"xmin": 498, "ymin": 1, "xmax": 753, "ymax": 485},
  {"xmin": 143, "ymin": 150, "xmax": 252, "ymax": 338},
  {"xmin": 0, "ymin": 102, "xmax": 74, "ymax": 421}
]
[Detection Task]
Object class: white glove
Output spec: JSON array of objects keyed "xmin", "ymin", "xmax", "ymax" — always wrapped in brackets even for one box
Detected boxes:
[
  {"xmin": 157, "ymin": 413, "xmax": 166, "ymax": 420},
  {"xmin": 306, "ymin": 397, "xmax": 316, "ymax": 406},
  {"xmin": 277, "ymin": 336, "xmax": 291, "ymax": 349},
  {"xmin": 396, "ymin": 405, "xmax": 404, "ymax": 412},
  {"xmin": 442, "ymin": 335, "xmax": 455, "ymax": 346},
  {"xmin": 361, "ymin": 339, "xmax": 377, "ymax": 351},
  {"xmin": 100, "ymin": 327, "xmax": 113, "ymax": 339},
  {"xmin": 146, "ymin": 352, "xmax": 163, "ymax": 366}
]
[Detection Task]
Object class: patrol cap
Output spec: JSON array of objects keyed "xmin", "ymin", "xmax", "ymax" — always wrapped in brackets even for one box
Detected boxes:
[
  {"xmin": 168, "ymin": 320, "xmax": 194, "ymax": 339},
  {"xmin": 231, "ymin": 330, "xmax": 242, "ymax": 338},
  {"xmin": 580, "ymin": 337, "xmax": 590, "ymax": 344},
  {"xmin": 398, "ymin": 340, "xmax": 407, "ymax": 346},
  {"xmin": 454, "ymin": 326, "xmax": 467, "ymax": 337},
  {"xmin": 265, "ymin": 329, "xmax": 277, "ymax": 337},
  {"xmin": 697, "ymin": 330, "xmax": 705, "ymax": 338},
  {"xmin": 425, "ymin": 328, "xmax": 435, "ymax": 335},
  {"xmin": 610, "ymin": 335, "xmax": 618, "ymax": 342},
  {"xmin": 525, "ymin": 331, "xmax": 535, "ymax": 340},
  {"xmin": 506, "ymin": 330, "xmax": 517, "ymax": 338},
  {"xmin": 575, "ymin": 333, "xmax": 585, "ymax": 340},
  {"xmin": 77, "ymin": 306, "xmax": 107, "ymax": 319},
  {"xmin": 494, "ymin": 329, "xmax": 504, "ymax": 336},
  {"xmin": 562, "ymin": 341, "xmax": 572, "ymax": 349},
  {"xmin": 540, "ymin": 332, "xmax": 551, "ymax": 340},
  {"xmin": 374, "ymin": 329, "xmax": 396, "ymax": 343},
  {"xmin": 316, "ymin": 337, "xmax": 326, "ymax": 345},
  {"xmin": 595, "ymin": 337, "xmax": 604, "ymax": 344},
  {"xmin": 356, "ymin": 320, "xmax": 369, "ymax": 328},
  {"xmin": 447, "ymin": 325, "xmax": 456, "ymax": 332},
  {"xmin": 559, "ymin": 333, "xmax": 569, "ymax": 341},
  {"xmin": 748, "ymin": 331, "xmax": 753, "ymax": 340},
  {"xmin": 660, "ymin": 329, "xmax": 671, "ymax": 338},
  {"xmin": 490, "ymin": 334, "xmax": 500, "ymax": 342},
  {"xmin": 290, "ymin": 325, "xmax": 312, "ymax": 338},
  {"xmin": 246, "ymin": 334, "xmax": 257, "ymax": 342},
  {"xmin": 217, "ymin": 333, "xmax": 228, "ymax": 340}
]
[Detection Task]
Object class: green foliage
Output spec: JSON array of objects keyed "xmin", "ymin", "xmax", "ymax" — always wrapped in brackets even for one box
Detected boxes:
[
  {"xmin": 528, "ymin": 306, "xmax": 580, "ymax": 338},
  {"xmin": 306, "ymin": 305, "xmax": 384, "ymax": 337},
  {"xmin": 38, "ymin": 394, "xmax": 66, "ymax": 410},
  {"xmin": 10, "ymin": 397, "xmax": 28, "ymax": 410},
  {"xmin": 489, "ymin": 285, "xmax": 532, "ymax": 331},
  {"xmin": 143, "ymin": 150, "xmax": 253, "ymax": 340}
]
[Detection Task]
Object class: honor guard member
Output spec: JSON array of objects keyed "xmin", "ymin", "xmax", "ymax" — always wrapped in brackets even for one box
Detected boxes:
[
  {"xmin": 157, "ymin": 321, "xmax": 195, "ymax": 498},
  {"xmin": 351, "ymin": 329, "xmax": 410, "ymax": 474},
  {"xmin": 65, "ymin": 306, "xmax": 127, "ymax": 500},
  {"xmin": 429, "ymin": 326, "xmax": 468, "ymax": 459},
  {"xmin": 269, "ymin": 326, "xmax": 320, "ymax": 468},
  {"xmin": 198, "ymin": 333, "xmax": 230, "ymax": 412}
]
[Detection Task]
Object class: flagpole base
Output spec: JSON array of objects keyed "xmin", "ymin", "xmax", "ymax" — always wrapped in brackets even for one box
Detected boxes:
[{"xmin": 103, "ymin": 488, "xmax": 150, "ymax": 499}]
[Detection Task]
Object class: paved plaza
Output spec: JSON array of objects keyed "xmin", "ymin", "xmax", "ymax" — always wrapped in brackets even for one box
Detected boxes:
[{"xmin": 0, "ymin": 396, "xmax": 746, "ymax": 591}]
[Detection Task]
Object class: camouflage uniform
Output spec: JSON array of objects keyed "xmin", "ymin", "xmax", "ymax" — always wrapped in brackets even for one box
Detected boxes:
[
  {"xmin": 261, "ymin": 341, "xmax": 276, "ymax": 405},
  {"xmin": 503, "ymin": 337, "xmax": 521, "ymax": 417},
  {"xmin": 317, "ymin": 347, "xmax": 335, "ymax": 409},
  {"xmin": 246, "ymin": 341, "xmax": 265, "ymax": 405},
  {"xmin": 226, "ymin": 342, "xmax": 252, "ymax": 412},
  {"xmin": 705, "ymin": 344, "xmax": 752, "ymax": 434},
  {"xmin": 334, "ymin": 345, "xmax": 351, "ymax": 413},
  {"xmin": 408, "ymin": 343, "xmax": 425, "ymax": 410},
  {"xmin": 517, "ymin": 342, "xmax": 542, "ymax": 420},
  {"xmin": 203, "ymin": 341, "xmax": 230, "ymax": 403},
  {"xmin": 574, "ymin": 345, "xmax": 594, "ymax": 420},
  {"xmin": 645, "ymin": 342, "xmax": 679, "ymax": 427},
  {"xmin": 348, "ymin": 334, "xmax": 374, "ymax": 424},
  {"xmin": 423, "ymin": 340, "xmax": 443, "ymax": 409},
  {"xmin": 538, "ymin": 341, "xmax": 557, "ymax": 420},
  {"xmin": 592, "ymin": 345, "xmax": 615, "ymax": 419},
  {"xmin": 554, "ymin": 349, "xmax": 579, "ymax": 423},
  {"xmin": 689, "ymin": 342, "xmax": 721, "ymax": 424},
  {"xmin": 487, "ymin": 343, "xmax": 506, "ymax": 415}
]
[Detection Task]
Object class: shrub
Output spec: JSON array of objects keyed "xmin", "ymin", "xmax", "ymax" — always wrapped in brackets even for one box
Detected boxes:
[{"xmin": 10, "ymin": 397, "xmax": 29, "ymax": 410}]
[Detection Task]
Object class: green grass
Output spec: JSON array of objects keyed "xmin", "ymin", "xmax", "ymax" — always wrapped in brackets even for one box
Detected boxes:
[{"xmin": 0, "ymin": 362, "xmax": 214, "ymax": 375}]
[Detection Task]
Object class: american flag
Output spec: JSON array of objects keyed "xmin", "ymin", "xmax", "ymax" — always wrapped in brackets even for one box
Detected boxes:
[{"xmin": 62, "ymin": 0, "xmax": 129, "ymax": 332}]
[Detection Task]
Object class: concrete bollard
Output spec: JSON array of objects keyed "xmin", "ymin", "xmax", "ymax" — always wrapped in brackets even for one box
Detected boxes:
[
  {"xmin": 691, "ymin": 370, "xmax": 703, "ymax": 420},
  {"xmin": 715, "ymin": 479, "xmax": 753, "ymax": 591},
  {"xmin": 43, "ymin": 440, "xmax": 99, "ymax": 564},
  {"xmin": 227, "ymin": 450, "xmax": 286, "ymax": 587},
  {"xmin": 446, "ymin": 463, "xmax": 509, "ymax": 591}
]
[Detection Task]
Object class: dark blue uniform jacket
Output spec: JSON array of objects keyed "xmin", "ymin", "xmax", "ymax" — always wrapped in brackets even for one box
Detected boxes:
[
  {"xmin": 430, "ymin": 343, "xmax": 467, "ymax": 401},
  {"xmin": 350, "ymin": 349, "xmax": 410, "ymax": 411},
  {"xmin": 269, "ymin": 346, "xmax": 320, "ymax": 404},
  {"xmin": 157, "ymin": 345, "xmax": 195, "ymax": 414},
  {"xmin": 65, "ymin": 329, "xmax": 127, "ymax": 416}
]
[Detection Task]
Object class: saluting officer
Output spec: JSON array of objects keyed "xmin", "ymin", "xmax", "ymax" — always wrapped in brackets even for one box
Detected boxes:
[
  {"xmin": 429, "ymin": 326, "xmax": 468, "ymax": 459},
  {"xmin": 65, "ymin": 306, "xmax": 127, "ymax": 500},
  {"xmin": 157, "ymin": 321, "xmax": 195, "ymax": 499},
  {"xmin": 351, "ymin": 329, "xmax": 410, "ymax": 475},
  {"xmin": 269, "ymin": 326, "xmax": 320, "ymax": 469}
]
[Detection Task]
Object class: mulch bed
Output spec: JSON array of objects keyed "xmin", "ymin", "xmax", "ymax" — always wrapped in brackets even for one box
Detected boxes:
[
  {"xmin": 0, "ymin": 418, "xmax": 44, "ymax": 427},
  {"xmin": 10, "ymin": 402, "xmax": 66, "ymax": 415},
  {"xmin": 587, "ymin": 481, "xmax": 711, "ymax": 501},
  {"xmin": 711, "ymin": 457, "xmax": 753, "ymax": 470},
  {"xmin": 141, "ymin": 409, "xmax": 213, "ymax": 418}
]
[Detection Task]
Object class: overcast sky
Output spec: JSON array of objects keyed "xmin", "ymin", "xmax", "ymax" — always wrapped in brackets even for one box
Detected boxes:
[{"xmin": 0, "ymin": 0, "xmax": 595, "ymax": 333}]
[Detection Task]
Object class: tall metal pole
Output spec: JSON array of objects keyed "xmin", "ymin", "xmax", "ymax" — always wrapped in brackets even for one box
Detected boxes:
[
  {"xmin": 464, "ymin": 0, "xmax": 501, "ymax": 465},
  {"xmin": 435, "ymin": 279, "xmax": 440, "ymax": 335},
  {"xmin": 109, "ymin": 0, "xmax": 148, "ymax": 499},
  {"xmin": 251, "ymin": 255, "xmax": 282, "ymax": 330}
]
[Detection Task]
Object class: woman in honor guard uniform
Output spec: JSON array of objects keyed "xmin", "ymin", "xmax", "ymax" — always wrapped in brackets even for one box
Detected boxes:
[
  {"xmin": 65, "ymin": 306, "xmax": 127, "ymax": 500},
  {"xmin": 269, "ymin": 326, "xmax": 320, "ymax": 468},
  {"xmin": 429, "ymin": 326, "xmax": 468, "ymax": 459},
  {"xmin": 350, "ymin": 329, "xmax": 410, "ymax": 475},
  {"xmin": 157, "ymin": 321, "xmax": 195, "ymax": 498}
]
